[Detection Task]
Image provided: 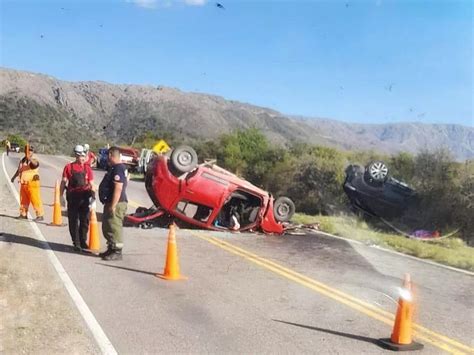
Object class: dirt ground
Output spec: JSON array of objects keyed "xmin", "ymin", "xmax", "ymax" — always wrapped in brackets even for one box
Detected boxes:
[{"xmin": 0, "ymin": 172, "xmax": 98, "ymax": 354}]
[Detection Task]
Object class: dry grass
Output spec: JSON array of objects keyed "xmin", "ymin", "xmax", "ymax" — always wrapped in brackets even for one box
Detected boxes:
[{"xmin": 293, "ymin": 213, "xmax": 474, "ymax": 271}]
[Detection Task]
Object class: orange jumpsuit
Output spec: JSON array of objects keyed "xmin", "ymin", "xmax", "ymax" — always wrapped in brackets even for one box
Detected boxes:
[{"xmin": 19, "ymin": 167, "xmax": 44, "ymax": 218}]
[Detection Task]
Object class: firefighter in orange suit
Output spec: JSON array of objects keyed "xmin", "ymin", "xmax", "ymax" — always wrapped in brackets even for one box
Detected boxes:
[
  {"xmin": 19, "ymin": 158, "xmax": 44, "ymax": 221},
  {"xmin": 11, "ymin": 145, "xmax": 33, "ymax": 184},
  {"xmin": 12, "ymin": 151, "xmax": 44, "ymax": 221}
]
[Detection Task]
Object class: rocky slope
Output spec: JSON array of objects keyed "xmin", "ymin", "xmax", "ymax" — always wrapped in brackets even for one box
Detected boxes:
[{"xmin": 1, "ymin": 67, "xmax": 472, "ymax": 160}]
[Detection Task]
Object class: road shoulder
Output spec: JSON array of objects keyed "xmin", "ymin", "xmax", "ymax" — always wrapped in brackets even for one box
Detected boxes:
[{"xmin": 0, "ymin": 160, "xmax": 99, "ymax": 354}]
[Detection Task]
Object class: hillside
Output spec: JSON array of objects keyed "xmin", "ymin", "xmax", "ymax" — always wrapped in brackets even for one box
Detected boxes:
[{"xmin": 1, "ymin": 67, "xmax": 473, "ymax": 160}]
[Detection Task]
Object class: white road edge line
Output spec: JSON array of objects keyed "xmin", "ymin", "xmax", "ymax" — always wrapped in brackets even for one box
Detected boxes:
[
  {"xmin": 2, "ymin": 153, "xmax": 117, "ymax": 355},
  {"xmin": 314, "ymin": 230, "xmax": 474, "ymax": 276}
]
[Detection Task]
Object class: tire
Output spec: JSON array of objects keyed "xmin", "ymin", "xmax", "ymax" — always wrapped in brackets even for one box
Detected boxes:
[
  {"xmin": 366, "ymin": 161, "xmax": 389, "ymax": 182},
  {"xmin": 273, "ymin": 197, "xmax": 295, "ymax": 222},
  {"xmin": 170, "ymin": 146, "xmax": 198, "ymax": 174}
]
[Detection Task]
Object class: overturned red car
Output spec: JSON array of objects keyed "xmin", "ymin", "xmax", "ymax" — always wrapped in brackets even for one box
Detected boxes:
[{"xmin": 126, "ymin": 146, "xmax": 295, "ymax": 234}]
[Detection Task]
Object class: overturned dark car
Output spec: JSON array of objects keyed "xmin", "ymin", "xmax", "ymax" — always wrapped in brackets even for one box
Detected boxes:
[{"xmin": 343, "ymin": 161, "xmax": 417, "ymax": 219}]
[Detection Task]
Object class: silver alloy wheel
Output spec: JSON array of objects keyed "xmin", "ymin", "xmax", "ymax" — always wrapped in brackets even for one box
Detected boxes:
[{"xmin": 369, "ymin": 161, "xmax": 388, "ymax": 181}]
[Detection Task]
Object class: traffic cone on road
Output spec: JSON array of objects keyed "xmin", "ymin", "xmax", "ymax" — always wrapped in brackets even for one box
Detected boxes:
[
  {"xmin": 157, "ymin": 223, "xmax": 186, "ymax": 281},
  {"xmin": 50, "ymin": 180, "xmax": 63, "ymax": 226},
  {"xmin": 88, "ymin": 208, "xmax": 100, "ymax": 252},
  {"xmin": 378, "ymin": 274, "xmax": 424, "ymax": 351}
]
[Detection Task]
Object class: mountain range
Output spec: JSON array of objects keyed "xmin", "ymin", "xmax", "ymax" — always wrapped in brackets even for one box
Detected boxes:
[{"xmin": 1, "ymin": 67, "xmax": 472, "ymax": 160}]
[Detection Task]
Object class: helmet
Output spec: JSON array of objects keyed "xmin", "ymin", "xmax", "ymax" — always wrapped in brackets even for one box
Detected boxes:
[
  {"xmin": 74, "ymin": 145, "xmax": 86, "ymax": 156},
  {"xmin": 84, "ymin": 143, "xmax": 90, "ymax": 152}
]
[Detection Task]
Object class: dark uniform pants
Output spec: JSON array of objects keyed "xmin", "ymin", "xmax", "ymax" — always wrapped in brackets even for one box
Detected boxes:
[
  {"xmin": 67, "ymin": 192, "xmax": 91, "ymax": 248},
  {"xmin": 102, "ymin": 202, "xmax": 127, "ymax": 250}
]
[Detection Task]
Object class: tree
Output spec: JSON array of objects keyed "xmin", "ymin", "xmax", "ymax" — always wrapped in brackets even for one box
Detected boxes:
[
  {"xmin": 218, "ymin": 133, "xmax": 246, "ymax": 175},
  {"xmin": 389, "ymin": 152, "xmax": 415, "ymax": 182},
  {"xmin": 7, "ymin": 134, "xmax": 27, "ymax": 147},
  {"xmin": 217, "ymin": 128, "xmax": 270, "ymax": 181},
  {"xmin": 286, "ymin": 146, "xmax": 346, "ymax": 214}
]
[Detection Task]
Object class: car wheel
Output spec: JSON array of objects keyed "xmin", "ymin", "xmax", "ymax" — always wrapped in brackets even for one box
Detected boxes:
[
  {"xmin": 273, "ymin": 197, "xmax": 295, "ymax": 222},
  {"xmin": 366, "ymin": 161, "xmax": 389, "ymax": 182},
  {"xmin": 170, "ymin": 146, "xmax": 198, "ymax": 174}
]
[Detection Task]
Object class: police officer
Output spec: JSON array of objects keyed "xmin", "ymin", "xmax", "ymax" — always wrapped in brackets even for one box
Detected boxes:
[
  {"xmin": 60, "ymin": 145, "xmax": 95, "ymax": 251},
  {"xmin": 99, "ymin": 146, "xmax": 128, "ymax": 261}
]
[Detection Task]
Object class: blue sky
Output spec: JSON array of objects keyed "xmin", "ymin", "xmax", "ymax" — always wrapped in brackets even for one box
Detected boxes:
[{"xmin": 1, "ymin": 0, "xmax": 472, "ymax": 125}]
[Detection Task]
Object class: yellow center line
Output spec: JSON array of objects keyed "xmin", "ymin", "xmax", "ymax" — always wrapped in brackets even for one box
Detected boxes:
[
  {"xmin": 213, "ymin": 237, "xmax": 473, "ymax": 353},
  {"xmin": 190, "ymin": 231, "xmax": 472, "ymax": 354}
]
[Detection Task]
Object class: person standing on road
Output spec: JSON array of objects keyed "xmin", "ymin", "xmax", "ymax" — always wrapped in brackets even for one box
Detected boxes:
[
  {"xmin": 84, "ymin": 143, "xmax": 97, "ymax": 167},
  {"xmin": 11, "ymin": 145, "xmax": 36, "ymax": 220},
  {"xmin": 60, "ymin": 145, "xmax": 95, "ymax": 252},
  {"xmin": 18, "ymin": 158, "xmax": 44, "ymax": 221},
  {"xmin": 10, "ymin": 145, "xmax": 33, "ymax": 183},
  {"xmin": 5, "ymin": 139, "xmax": 11, "ymax": 156},
  {"xmin": 98, "ymin": 146, "xmax": 128, "ymax": 261}
]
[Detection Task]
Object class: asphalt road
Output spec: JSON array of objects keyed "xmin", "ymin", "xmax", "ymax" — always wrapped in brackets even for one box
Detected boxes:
[{"xmin": 2, "ymin": 152, "xmax": 473, "ymax": 354}]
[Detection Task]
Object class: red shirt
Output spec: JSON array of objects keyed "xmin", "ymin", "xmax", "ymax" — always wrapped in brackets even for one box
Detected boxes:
[
  {"xmin": 85, "ymin": 151, "xmax": 97, "ymax": 166},
  {"xmin": 62, "ymin": 162, "xmax": 94, "ymax": 193}
]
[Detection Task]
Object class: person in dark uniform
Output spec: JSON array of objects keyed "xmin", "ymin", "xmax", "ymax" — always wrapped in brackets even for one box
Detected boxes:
[
  {"xmin": 98, "ymin": 146, "xmax": 128, "ymax": 261},
  {"xmin": 60, "ymin": 145, "xmax": 95, "ymax": 252}
]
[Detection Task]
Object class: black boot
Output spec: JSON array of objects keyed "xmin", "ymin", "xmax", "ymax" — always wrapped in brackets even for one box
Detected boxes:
[
  {"xmin": 99, "ymin": 248, "xmax": 113, "ymax": 258},
  {"xmin": 102, "ymin": 249, "xmax": 122, "ymax": 261}
]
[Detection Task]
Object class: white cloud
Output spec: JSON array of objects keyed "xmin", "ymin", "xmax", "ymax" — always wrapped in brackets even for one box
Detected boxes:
[
  {"xmin": 127, "ymin": 0, "xmax": 207, "ymax": 9},
  {"xmin": 129, "ymin": 0, "xmax": 158, "ymax": 9},
  {"xmin": 184, "ymin": 0, "xmax": 207, "ymax": 5}
]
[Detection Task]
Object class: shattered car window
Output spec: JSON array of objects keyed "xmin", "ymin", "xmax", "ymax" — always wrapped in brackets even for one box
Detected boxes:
[{"xmin": 176, "ymin": 200, "xmax": 213, "ymax": 223}]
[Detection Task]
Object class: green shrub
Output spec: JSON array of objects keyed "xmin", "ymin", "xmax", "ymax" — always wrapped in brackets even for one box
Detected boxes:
[{"xmin": 6, "ymin": 134, "xmax": 27, "ymax": 147}]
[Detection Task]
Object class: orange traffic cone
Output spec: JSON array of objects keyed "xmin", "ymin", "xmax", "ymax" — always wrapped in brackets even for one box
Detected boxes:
[
  {"xmin": 88, "ymin": 208, "xmax": 100, "ymax": 252},
  {"xmin": 157, "ymin": 223, "xmax": 186, "ymax": 281},
  {"xmin": 50, "ymin": 180, "xmax": 64, "ymax": 226},
  {"xmin": 378, "ymin": 274, "xmax": 424, "ymax": 351}
]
